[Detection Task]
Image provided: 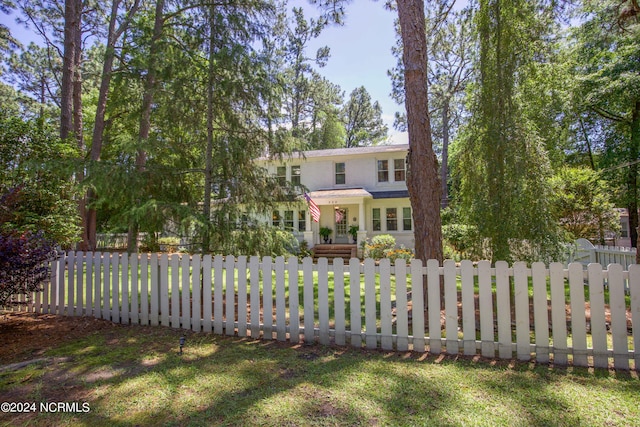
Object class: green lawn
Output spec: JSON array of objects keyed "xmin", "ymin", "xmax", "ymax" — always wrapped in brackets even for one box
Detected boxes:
[{"xmin": 1, "ymin": 321, "xmax": 638, "ymax": 427}]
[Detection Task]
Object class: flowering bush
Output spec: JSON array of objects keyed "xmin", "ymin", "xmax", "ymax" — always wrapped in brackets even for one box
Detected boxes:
[
  {"xmin": 384, "ymin": 247, "xmax": 414, "ymax": 263},
  {"xmin": 364, "ymin": 234, "xmax": 397, "ymax": 260},
  {"xmin": 0, "ymin": 230, "xmax": 56, "ymax": 307}
]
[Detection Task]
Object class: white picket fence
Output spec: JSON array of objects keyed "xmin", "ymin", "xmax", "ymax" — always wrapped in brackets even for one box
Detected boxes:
[
  {"xmin": 568, "ymin": 238, "xmax": 637, "ymax": 270},
  {"xmin": 12, "ymin": 252, "xmax": 640, "ymax": 370}
]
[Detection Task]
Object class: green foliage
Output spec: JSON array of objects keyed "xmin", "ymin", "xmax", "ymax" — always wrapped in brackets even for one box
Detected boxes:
[
  {"xmin": 0, "ymin": 111, "xmax": 80, "ymax": 247},
  {"xmin": 220, "ymin": 226, "xmax": 300, "ymax": 258},
  {"xmin": 550, "ymin": 167, "xmax": 621, "ymax": 243},
  {"xmin": 454, "ymin": 0, "xmax": 564, "ymax": 263},
  {"xmin": 364, "ymin": 234, "xmax": 397, "ymax": 260},
  {"xmin": 343, "ymin": 86, "xmax": 388, "ymax": 147}
]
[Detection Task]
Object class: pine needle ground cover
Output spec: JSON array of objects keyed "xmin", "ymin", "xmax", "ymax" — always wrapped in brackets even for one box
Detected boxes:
[{"xmin": 1, "ymin": 313, "xmax": 638, "ymax": 427}]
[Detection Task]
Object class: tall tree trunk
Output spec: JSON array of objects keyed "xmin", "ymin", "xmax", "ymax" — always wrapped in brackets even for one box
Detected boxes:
[
  {"xmin": 60, "ymin": 0, "xmax": 78, "ymax": 142},
  {"xmin": 203, "ymin": 3, "xmax": 216, "ymax": 254},
  {"xmin": 128, "ymin": 0, "xmax": 165, "ymax": 253},
  {"xmin": 397, "ymin": 0, "xmax": 443, "ymax": 264},
  {"xmin": 441, "ymin": 99, "xmax": 450, "ymax": 208},
  {"xmin": 86, "ymin": 0, "xmax": 140, "ymax": 251}
]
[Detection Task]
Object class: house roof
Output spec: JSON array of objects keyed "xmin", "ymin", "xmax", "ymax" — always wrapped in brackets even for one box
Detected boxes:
[
  {"xmin": 258, "ymin": 144, "xmax": 409, "ymax": 162},
  {"xmin": 307, "ymin": 188, "xmax": 373, "ymax": 201},
  {"xmin": 370, "ymin": 190, "xmax": 410, "ymax": 199}
]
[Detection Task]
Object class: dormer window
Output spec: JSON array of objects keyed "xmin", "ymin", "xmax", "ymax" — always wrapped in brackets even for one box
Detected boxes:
[{"xmin": 335, "ymin": 162, "xmax": 346, "ymax": 185}]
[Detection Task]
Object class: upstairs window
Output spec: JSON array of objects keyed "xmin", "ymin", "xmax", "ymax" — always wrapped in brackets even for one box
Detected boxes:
[
  {"xmin": 335, "ymin": 162, "xmax": 346, "ymax": 185},
  {"xmin": 291, "ymin": 165, "xmax": 301, "ymax": 186},
  {"xmin": 276, "ymin": 166, "xmax": 287, "ymax": 186},
  {"xmin": 377, "ymin": 160, "xmax": 389, "ymax": 182},
  {"xmin": 394, "ymin": 159, "xmax": 406, "ymax": 182}
]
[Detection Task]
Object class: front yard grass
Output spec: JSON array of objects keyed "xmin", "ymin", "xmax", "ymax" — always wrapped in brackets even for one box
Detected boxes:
[{"xmin": 1, "ymin": 314, "xmax": 638, "ymax": 427}]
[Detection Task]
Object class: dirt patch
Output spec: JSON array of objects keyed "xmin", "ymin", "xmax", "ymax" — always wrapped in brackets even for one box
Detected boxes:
[{"xmin": 0, "ymin": 312, "xmax": 118, "ymax": 364}]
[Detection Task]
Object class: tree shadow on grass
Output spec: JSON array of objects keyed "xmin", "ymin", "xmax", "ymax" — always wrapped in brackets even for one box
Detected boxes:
[{"xmin": 1, "ymin": 321, "xmax": 639, "ymax": 426}]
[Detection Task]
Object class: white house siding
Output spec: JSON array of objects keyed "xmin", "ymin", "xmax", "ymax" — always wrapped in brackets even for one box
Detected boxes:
[{"xmin": 258, "ymin": 145, "xmax": 415, "ymax": 250}]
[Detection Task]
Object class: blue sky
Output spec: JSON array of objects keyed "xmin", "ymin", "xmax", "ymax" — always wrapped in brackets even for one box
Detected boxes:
[{"xmin": 293, "ymin": 0, "xmax": 407, "ymax": 143}]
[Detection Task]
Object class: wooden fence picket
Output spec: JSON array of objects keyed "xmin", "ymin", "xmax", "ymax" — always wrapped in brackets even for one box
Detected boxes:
[
  {"xmin": 303, "ymin": 257, "xmax": 314, "ymax": 343},
  {"xmin": 410, "ymin": 259, "xmax": 425, "ymax": 353},
  {"xmin": 263, "ymin": 256, "xmax": 273, "ymax": 340},
  {"xmin": 213, "ymin": 255, "xmax": 224, "ymax": 335},
  {"xmin": 202, "ymin": 254, "xmax": 213, "ymax": 333},
  {"xmin": 349, "ymin": 258, "xmax": 362, "ymax": 348},
  {"xmin": 379, "ymin": 259, "xmax": 392, "ymax": 351},
  {"xmin": 76, "ymin": 251, "xmax": 84, "ymax": 316},
  {"xmin": 192, "ymin": 254, "xmax": 202, "ymax": 332},
  {"xmin": 609, "ymin": 264, "xmax": 629, "ymax": 370},
  {"xmin": 495, "ymin": 261, "xmax": 512, "ymax": 359},
  {"xmin": 588, "ymin": 263, "xmax": 608, "ymax": 369},
  {"xmin": 140, "ymin": 254, "xmax": 149, "ymax": 326},
  {"xmin": 275, "ymin": 256, "xmax": 287, "ymax": 341},
  {"xmin": 444, "ymin": 260, "xmax": 458, "ymax": 354},
  {"xmin": 170, "ymin": 254, "xmax": 180, "ymax": 329},
  {"xmin": 427, "ymin": 259, "xmax": 441, "ymax": 354},
  {"xmin": 460, "ymin": 260, "xmax": 475, "ymax": 356},
  {"xmin": 531, "ymin": 262, "xmax": 549, "ymax": 364},
  {"xmin": 569, "ymin": 262, "xmax": 588, "ymax": 367},
  {"xmin": 287, "ymin": 257, "xmax": 300, "ymax": 343},
  {"xmin": 181, "ymin": 254, "xmax": 191, "ymax": 330},
  {"xmin": 395, "ymin": 259, "xmax": 409, "ymax": 352},
  {"xmin": 318, "ymin": 258, "xmax": 330, "ymax": 345},
  {"xmin": 149, "ymin": 254, "xmax": 159, "ymax": 326},
  {"xmin": 121, "ymin": 253, "xmax": 130, "ymax": 325},
  {"xmin": 478, "ymin": 260, "xmax": 494, "ymax": 357},
  {"xmin": 364, "ymin": 258, "xmax": 377, "ymax": 349},
  {"xmin": 333, "ymin": 258, "xmax": 346, "ymax": 346},
  {"xmin": 629, "ymin": 264, "xmax": 640, "ymax": 369},
  {"xmin": 550, "ymin": 262, "xmax": 567, "ymax": 365},
  {"xmin": 158, "ymin": 254, "xmax": 170, "ymax": 326},
  {"xmin": 130, "ymin": 254, "xmax": 139, "ymax": 325},
  {"xmin": 225, "ymin": 255, "xmax": 235, "ymax": 336},
  {"xmin": 514, "ymin": 262, "xmax": 531, "ymax": 361},
  {"xmin": 249, "ymin": 256, "xmax": 260, "ymax": 339}
]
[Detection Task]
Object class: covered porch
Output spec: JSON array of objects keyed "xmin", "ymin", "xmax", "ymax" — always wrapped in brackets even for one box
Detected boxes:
[{"xmin": 303, "ymin": 188, "xmax": 371, "ymax": 247}]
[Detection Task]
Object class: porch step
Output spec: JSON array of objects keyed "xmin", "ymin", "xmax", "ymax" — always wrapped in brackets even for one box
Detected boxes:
[{"xmin": 312, "ymin": 244, "xmax": 357, "ymax": 262}]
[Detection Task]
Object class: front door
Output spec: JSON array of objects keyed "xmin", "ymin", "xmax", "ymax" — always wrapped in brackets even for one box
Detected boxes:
[{"xmin": 334, "ymin": 208, "xmax": 349, "ymax": 243}]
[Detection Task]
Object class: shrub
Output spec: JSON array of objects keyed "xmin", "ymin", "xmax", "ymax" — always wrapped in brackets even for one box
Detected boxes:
[
  {"xmin": 0, "ymin": 230, "xmax": 57, "ymax": 307},
  {"xmin": 384, "ymin": 247, "xmax": 414, "ymax": 263},
  {"xmin": 364, "ymin": 234, "xmax": 397, "ymax": 260}
]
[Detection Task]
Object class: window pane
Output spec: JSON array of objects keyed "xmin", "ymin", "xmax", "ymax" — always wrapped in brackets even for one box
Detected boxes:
[
  {"xmin": 377, "ymin": 160, "xmax": 389, "ymax": 182},
  {"xmin": 284, "ymin": 210, "xmax": 294, "ymax": 230},
  {"xmin": 386, "ymin": 208, "xmax": 397, "ymax": 231},
  {"xmin": 372, "ymin": 208, "xmax": 381, "ymax": 231},
  {"xmin": 394, "ymin": 159, "xmax": 405, "ymax": 181},
  {"xmin": 276, "ymin": 166, "xmax": 286, "ymax": 186},
  {"xmin": 272, "ymin": 211, "xmax": 281, "ymax": 227},
  {"xmin": 335, "ymin": 162, "xmax": 346, "ymax": 185},
  {"xmin": 403, "ymin": 207, "xmax": 412, "ymax": 231},
  {"xmin": 298, "ymin": 210, "xmax": 306, "ymax": 232},
  {"xmin": 291, "ymin": 165, "xmax": 301, "ymax": 186}
]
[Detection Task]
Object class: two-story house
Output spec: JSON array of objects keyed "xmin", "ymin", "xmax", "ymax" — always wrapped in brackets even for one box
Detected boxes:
[{"xmin": 256, "ymin": 144, "xmax": 414, "ymax": 250}]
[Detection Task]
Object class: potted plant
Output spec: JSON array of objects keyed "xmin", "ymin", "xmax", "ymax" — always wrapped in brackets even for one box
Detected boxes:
[
  {"xmin": 348, "ymin": 225, "xmax": 359, "ymax": 244},
  {"xmin": 319, "ymin": 226, "xmax": 332, "ymax": 243}
]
